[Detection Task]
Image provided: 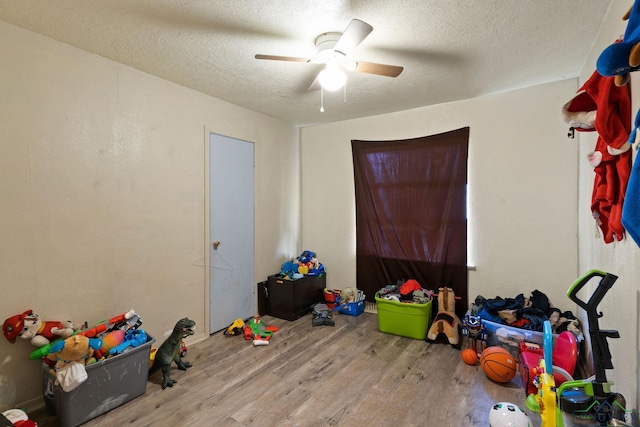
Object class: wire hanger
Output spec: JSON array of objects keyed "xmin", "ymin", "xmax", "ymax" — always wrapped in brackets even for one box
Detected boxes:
[{"xmin": 192, "ymin": 250, "xmax": 234, "ymax": 270}]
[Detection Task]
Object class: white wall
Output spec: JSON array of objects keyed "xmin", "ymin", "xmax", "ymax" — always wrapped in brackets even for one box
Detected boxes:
[
  {"xmin": 575, "ymin": 0, "xmax": 640, "ymax": 411},
  {"xmin": 301, "ymin": 80, "xmax": 579, "ymax": 312},
  {"xmin": 299, "ymin": 1, "xmax": 640, "ymax": 411},
  {"xmin": 4, "ymin": 1, "xmax": 638, "ymax": 416},
  {"xmin": 0, "ymin": 21, "xmax": 300, "ymax": 410}
]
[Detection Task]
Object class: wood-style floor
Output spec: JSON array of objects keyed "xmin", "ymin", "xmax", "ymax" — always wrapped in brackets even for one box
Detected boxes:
[{"xmin": 30, "ymin": 312, "xmax": 541, "ymax": 427}]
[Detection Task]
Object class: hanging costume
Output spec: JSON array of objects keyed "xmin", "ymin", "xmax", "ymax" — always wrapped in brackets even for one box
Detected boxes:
[
  {"xmin": 596, "ymin": 0, "xmax": 640, "ymax": 248},
  {"xmin": 562, "ymin": 70, "xmax": 632, "ymax": 243}
]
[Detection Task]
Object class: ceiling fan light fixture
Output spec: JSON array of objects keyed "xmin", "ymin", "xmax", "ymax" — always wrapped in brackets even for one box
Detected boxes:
[
  {"xmin": 318, "ymin": 63, "xmax": 346, "ymax": 91},
  {"xmin": 342, "ymin": 59, "xmax": 357, "ymax": 71}
]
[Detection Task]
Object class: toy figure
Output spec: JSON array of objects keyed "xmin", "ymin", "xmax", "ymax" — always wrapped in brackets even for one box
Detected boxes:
[
  {"xmin": 149, "ymin": 318, "xmax": 195, "ymax": 389},
  {"xmin": 243, "ymin": 317, "xmax": 279, "ymax": 345},
  {"xmin": 426, "ymin": 287, "xmax": 462, "ymax": 347},
  {"xmin": 108, "ymin": 329, "xmax": 148, "ymax": 356},
  {"xmin": 462, "ymin": 314, "xmax": 487, "ymax": 357},
  {"xmin": 532, "ymin": 322, "xmax": 557, "ymax": 427},
  {"xmin": 3, "ymin": 310, "xmax": 76, "ymax": 347},
  {"xmin": 224, "ymin": 318, "xmax": 245, "ymax": 337}
]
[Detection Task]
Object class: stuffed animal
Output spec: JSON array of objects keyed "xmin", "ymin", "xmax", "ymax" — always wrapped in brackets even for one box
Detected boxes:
[
  {"xmin": 47, "ymin": 334, "xmax": 102, "ymax": 365},
  {"xmin": 47, "ymin": 334, "xmax": 103, "ymax": 392},
  {"xmin": 426, "ymin": 287, "xmax": 462, "ymax": 347},
  {"xmin": 279, "ymin": 250, "xmax": 326, "ymax": 278},
  {"xmin": 597, "ymin": 2, "xmax": 640, "ymax": 87},
  {"xmin": 2, "ymin": 409, "xmax": 37, "ymax": 427},
  {"xmin": 3, "ymin": 310, "xmax": 76, "ymax": 347},
  {"xmin": 340, "ymin": 287, "xmax": 358, "ymax": 304}
]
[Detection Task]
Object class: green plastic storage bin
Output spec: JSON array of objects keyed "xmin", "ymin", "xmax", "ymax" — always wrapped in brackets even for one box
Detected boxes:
[{"xmin": 375, "ymin": 292, "xmax": 432, "ymax": 339}]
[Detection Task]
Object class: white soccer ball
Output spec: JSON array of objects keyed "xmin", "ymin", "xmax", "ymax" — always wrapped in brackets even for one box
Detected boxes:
[{"xmin": 488, "ymin": 402, "xmax": 533, "ymax": 427}]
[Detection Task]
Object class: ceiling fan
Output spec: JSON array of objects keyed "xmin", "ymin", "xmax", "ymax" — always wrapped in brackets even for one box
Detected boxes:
[{"xmin": 255, "ymin": 19, "xmax": 403, "ymax": 92}]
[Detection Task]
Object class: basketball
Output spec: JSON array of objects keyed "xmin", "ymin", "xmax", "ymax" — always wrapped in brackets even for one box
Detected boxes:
[
  {"xmin": 461, "ymin": 348, "xmax": 478, "ymax": 365},
  {"xmin": 480, "ymin": 346, "xmax": 517, "ymax": 383}
]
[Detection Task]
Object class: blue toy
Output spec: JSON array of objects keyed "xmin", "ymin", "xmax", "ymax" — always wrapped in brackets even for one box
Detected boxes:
[
  {"xmin": 108, "ymin": 329, "xmax": 147, "ymax": 356},
  {"xmin": 279, "ymin": 250, "xmax": 325, "ymax": 279},
  {"xmin": 597, "ymin": 0, "xmax": 640, "ymax": 86}
]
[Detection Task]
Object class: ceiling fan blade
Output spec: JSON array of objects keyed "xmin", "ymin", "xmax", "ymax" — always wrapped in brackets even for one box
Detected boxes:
[
  {"xmin": 333, "ymin": 19, "xmax": 373, "ymax": 56},
  {"xmin": 255, "ymin": 54, "xmax": 311, "ymax": 63},
  {"xmin": 354, "ymin": 61, "xmax": 403, "ymax": 77},
  {"xmin": 308, "ymin": 74, "xmax": 321, "ymax": 91}
]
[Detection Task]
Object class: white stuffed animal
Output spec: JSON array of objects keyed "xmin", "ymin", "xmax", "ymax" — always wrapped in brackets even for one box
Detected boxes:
[{"xmin": 19, "ymin": 310, "xmax": 75, "ymax": 347}]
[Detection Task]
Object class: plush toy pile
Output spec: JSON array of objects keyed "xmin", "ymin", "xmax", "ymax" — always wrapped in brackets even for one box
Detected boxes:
[
  {"xmin": 278, "ymin": 250, "xmax": 325, "ymax": 279},
  {"xmin": 2, "ymin": 309, "xmax": 146, "ymax": 392}
]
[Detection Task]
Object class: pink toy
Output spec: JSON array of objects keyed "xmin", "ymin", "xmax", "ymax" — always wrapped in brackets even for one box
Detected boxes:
[{"xmin": 519, "ymin": 330, "xmax": 578, "ymax": 396}]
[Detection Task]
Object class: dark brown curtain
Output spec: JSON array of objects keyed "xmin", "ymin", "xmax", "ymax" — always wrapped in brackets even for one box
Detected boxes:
[{"xmin": 352, "ymin": 127, "xmax": 469, "ymax": 318}]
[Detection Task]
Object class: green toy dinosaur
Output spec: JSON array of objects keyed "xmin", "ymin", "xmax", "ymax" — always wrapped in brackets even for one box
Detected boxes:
[{"xmin": 149, "ymin": 317, "xmax": 195, "ymax": 389}]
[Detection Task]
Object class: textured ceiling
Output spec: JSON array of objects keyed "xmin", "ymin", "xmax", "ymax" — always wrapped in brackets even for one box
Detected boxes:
[{"xmin": 0, "ymin": 0, "xmax": 614, "ymax": 126}]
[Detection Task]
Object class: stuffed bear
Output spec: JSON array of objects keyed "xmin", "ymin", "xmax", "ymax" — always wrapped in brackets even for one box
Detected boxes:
[{"xmin": 47, "ymin": 334, "xmax": 102, "ymax": 392}]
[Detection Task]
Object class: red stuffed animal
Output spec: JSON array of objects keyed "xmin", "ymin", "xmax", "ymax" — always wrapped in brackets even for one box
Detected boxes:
[{"xmin": 3, "ymin": 309, "xmax": 76, "ymax": 347}]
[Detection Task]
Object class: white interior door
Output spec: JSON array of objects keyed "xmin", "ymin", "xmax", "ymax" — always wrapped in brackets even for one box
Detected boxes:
[{"xmin": 209, "ymin": 133, "xmax": 254, "ymax": 333}]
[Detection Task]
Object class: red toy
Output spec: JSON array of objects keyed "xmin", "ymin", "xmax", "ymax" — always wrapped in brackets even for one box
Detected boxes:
[
  {"xmin": 519, "ymin": 330, "xmax": 578, "ymax": 396},
  {"xmin": 2, "ymin": 310, "xmax": 75, "ymax": 347},
  {"xmin": 28, "ymin": 309, "xmax": 140, "ymax": 360},
  {"xmin": 243, "ymin": 317, "xmax": 279, "ymax": 346},
  {"xmin": 93, "ymin": 329, "xmax": 126, "ymax": 359},
  {"xmin": 461, "ymin": 348, "xmax": 478, "ymax": 365},
  {"xmin": 480, "ymin": 346, "xmax": 517, "ymax": 383}
]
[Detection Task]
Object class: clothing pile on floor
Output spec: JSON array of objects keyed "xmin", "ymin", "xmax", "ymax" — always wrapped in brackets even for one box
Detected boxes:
[
  {"xmin": 377, "ymin": 279, "xmax": 433, "ymax": 304},
  {"xmin": 468, "ymin": 290, "xmax": 584, "ymax": 341}
]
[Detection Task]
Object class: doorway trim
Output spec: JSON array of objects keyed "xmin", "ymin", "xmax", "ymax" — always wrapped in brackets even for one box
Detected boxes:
[{"xmin": 202, "ymin": 127, "xmax": 256, "ymax": 335}]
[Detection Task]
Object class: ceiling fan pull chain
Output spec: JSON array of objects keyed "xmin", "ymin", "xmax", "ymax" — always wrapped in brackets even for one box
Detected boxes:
[{"xmin": 320, "ymin": 87, "xmax": 325, "ymax": 112}]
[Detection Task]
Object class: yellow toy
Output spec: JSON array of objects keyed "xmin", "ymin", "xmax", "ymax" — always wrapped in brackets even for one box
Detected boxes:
[
  {"xmin": 526, "ymin": 321, "xmax": 558, "ymax": 427},
  {"xmin": 224, "ymin": 318, "xmax": 245, "ymax": 337},
  {"xmin": 46, "ymin": 334, "xmax": 103, "ymax": 392}
]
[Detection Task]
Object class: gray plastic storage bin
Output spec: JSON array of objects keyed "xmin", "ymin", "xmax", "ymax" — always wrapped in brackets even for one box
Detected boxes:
[{"xmin": 42, "ymin": 333, "xmax": 154, "ymax": 427}]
